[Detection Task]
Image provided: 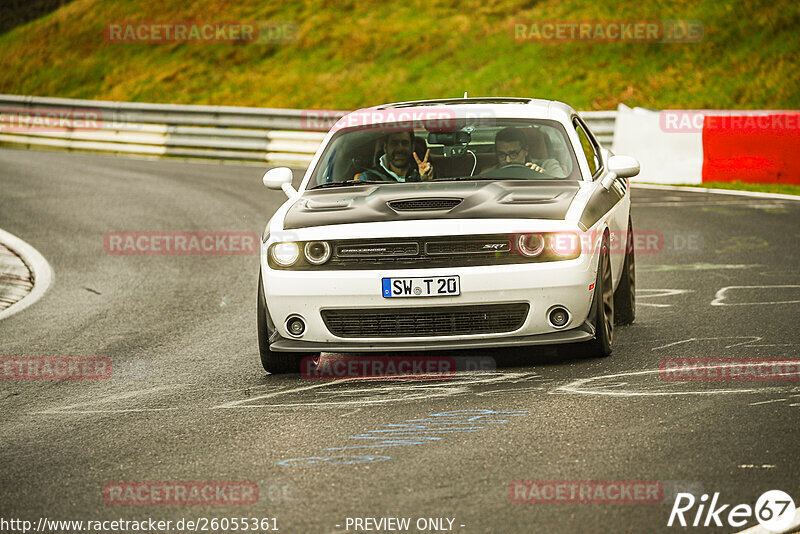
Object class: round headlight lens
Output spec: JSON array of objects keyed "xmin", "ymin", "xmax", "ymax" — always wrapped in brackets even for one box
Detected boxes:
[
  {"xmin": 304, "ymin": 241, "xmax": 331, "ymax": 265},
  {"xmin": 549, "ymin": 233, "xmax": 581, "ymax": 256},
  {"xmin": 271, "ymin": 242, "xmax": 300, "ymax": 266},
  {"xmin": 516, "ymin": 234, "xmax": 545, "ymax": 257}
]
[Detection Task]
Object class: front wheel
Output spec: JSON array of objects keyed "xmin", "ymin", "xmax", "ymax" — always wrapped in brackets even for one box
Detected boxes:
[
  {"xmin": 584, "ymin": 234, "xmax": 614, "ymax": 357},
  {"xmin": 614, "ymin": 217, "xmax": 636, "ymax": 325},
  {"xmin": 258, "ymin": 272, "xmax": 318, "ymax": 374}
]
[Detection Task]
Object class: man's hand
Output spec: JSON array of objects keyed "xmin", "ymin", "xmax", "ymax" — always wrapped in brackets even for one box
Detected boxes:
[
  {"xmin": 414, "ymin": 149, "xmax": 434, "ymax": 180},
  {"xmin": 525, "ymin": 162, "xmax": 546, "ymax": 173}
]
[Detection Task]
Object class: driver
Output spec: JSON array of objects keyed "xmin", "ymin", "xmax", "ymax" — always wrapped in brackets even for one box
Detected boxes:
[
  {"xmin": 483, "ymin": 127, "xmax": 565, "ymax": 177},
  {"xmin": 355, "ymin": 129, "xmax": 435, "ymax": 182}
]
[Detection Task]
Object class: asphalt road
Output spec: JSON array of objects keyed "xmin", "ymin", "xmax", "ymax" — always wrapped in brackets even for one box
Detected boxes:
[{"xmin": 1, "ymin": 147, "xmax": 799, "ymax": 534}]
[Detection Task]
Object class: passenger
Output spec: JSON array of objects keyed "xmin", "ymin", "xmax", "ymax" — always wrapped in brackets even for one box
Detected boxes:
[{"xmin": 355, "ymin": 130, "xmax": 434, "ymax": 182}]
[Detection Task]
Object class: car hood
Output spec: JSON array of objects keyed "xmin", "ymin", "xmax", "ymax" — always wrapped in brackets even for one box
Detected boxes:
[{"xmin": 282, "ymin": 180, "xmax": 580, "ymax": 230}]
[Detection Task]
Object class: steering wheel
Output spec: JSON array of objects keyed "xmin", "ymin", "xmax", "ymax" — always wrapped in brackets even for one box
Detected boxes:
[
  {"xmin": 480, "ymin": 163, "xmax": 546, "ymax": 180},
  {"xmin": 500, "ymin": 163, "xmax": 529, "ymax": 168}
]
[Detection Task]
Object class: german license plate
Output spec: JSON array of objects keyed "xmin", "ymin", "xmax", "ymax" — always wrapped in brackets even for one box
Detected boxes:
[{"xmin": 382, "ymin": 276, "xmax": 460, "ymax": 298}]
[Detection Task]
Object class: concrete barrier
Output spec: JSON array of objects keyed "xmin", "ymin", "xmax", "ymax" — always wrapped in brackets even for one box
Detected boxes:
[{"xmin": 613, "ymin": 104, "xmax": 800, "ymax": 184}]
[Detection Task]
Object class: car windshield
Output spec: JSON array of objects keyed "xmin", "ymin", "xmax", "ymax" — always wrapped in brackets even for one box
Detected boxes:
[{"xmin": 309, "ymin": 118, "xmax": 581, "ymax": 189}]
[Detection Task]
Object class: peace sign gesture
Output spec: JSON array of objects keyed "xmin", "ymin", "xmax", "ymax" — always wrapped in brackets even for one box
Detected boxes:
[{"xmin": 413, "ymin": 149, "xmax": 434, "ymax": 181}]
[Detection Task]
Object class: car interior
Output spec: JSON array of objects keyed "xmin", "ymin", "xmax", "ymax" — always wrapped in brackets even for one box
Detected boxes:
[{"xmin": 312, "ymin": 121, "xmax": 579, "ymax": 186}]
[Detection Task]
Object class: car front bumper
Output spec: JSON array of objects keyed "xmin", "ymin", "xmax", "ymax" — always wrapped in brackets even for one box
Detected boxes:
[{"xmin": 261, "ymin": 255, "xmax": 598, "ymax": 351}]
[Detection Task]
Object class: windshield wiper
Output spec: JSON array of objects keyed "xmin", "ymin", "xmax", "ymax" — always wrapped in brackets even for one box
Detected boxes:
[{"xmin": 310, "ymin": 179, "xmax": 387, "ymax": 189}]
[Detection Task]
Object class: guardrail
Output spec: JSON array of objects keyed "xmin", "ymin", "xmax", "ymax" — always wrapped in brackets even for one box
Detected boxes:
[{"xmin": 0, "ymin": 95, "xmax": 616, "ymax": 167}]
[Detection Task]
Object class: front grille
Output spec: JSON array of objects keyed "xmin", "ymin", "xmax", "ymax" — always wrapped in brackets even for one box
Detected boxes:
[
  {"xmin": 336, "ymin": 242, "xmax": 419, "ymax": 257},
  {"xmin": 321, "ymin": 303, "xmax": 529, "ymax": 338},
  {"xmin": 388, "ymin": 198, "xmax": 462, "ymax": 211},
  {"xmin": 425, "ymin": 238, "xmax": 509, "ymax": 255},
  {"xmin": 326, "ymin": 235, "xmax": 517, "ymax": 269}
]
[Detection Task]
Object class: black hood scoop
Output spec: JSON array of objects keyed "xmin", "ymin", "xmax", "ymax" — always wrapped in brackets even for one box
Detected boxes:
[{"xmin": 388, "ymin": 198, "xmax": 463, "ymax": 211}]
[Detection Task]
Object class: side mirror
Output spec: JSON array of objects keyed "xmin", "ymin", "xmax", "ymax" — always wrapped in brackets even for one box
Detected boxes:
[
  {"xmin": 601, "ymin": 173, "xmax": 617, "ymax": 191},
  {"xmin": 607, "ymin": 155, "xmax": 640, "ymax": 179},
  {"xmin": 262, "ymin": 167, "xmax": 297, "ymax": 198}
]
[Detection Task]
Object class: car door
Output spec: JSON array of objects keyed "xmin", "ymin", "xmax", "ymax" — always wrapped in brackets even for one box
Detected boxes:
[{"xmin": 573, "ymin": 116, "xmax": 629, "ymax": 288}]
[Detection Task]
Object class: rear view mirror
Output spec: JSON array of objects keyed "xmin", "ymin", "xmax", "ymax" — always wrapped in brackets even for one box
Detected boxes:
[{"xmin": 427, "ymin": 131, "xmax": 471, "ymax": 146}]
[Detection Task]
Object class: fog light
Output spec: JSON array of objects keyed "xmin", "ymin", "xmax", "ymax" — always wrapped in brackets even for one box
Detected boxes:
[
  {"xmin": 548, "ymin": 307, "xmax": 570, "ymax": 328},
  {"xmin": 287, "ymin": 316, "xmax": 306, "ymax": 337}
]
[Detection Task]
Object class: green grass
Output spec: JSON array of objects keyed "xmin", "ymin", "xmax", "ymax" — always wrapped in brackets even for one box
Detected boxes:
[
  {"xmin": 674, "ymin": 181, "xmax": 800, "ymax": 196},
  {"xmin": 0, "ymin": 0, "xmax": 798, "ymax": 109}
]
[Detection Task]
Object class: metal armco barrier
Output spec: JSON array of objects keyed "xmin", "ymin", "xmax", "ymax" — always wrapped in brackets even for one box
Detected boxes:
[{"xmin": 0, "ymin": 95, "xmax": 616, "ymax": 166}]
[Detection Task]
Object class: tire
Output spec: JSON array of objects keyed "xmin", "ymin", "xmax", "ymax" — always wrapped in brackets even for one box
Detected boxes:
[
  {"xmin": 614, "ymin": 217, "xmax": 636, "ymax": 326},
  {"xmin": 258, "ymin": 271, "xmax": 318, "ymax": 374},
  {"xmin": 584, "ymin": 234, "xmax": 614, "ymax": 357}
]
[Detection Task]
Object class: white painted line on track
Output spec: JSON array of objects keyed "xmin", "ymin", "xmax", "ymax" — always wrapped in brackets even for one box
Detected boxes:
[
  {"xmin": 637, "ymin": 289, "xmax": 691, "ymax": 307},
  {"xmin": 34, "ymin": 385, "xmax": 181, "ymax": 414},
  {"xmin": 749, "ymin": 399, "xmax": 787, "ymax": 406},
  {"xmin": 651, "ymin": 336, "xmax": 763, "ymax": 350},
  {"xmin": 711, "ymin": 285, "xmax": 800, "ymax": 306},
  {"xmin": 212, "ymin": 379, "xmax": 360, "ymax": 409},
  {"xmin": 213, "ymin": 371, "xmax": 533, "ymax": 409},
  {"xmin": 554, "ymin": 366, "xmax": 764, "ymax": 397},
  {"xmin": 632, "ymin": 183, "xmax": 800, "ymax": 201},
  {"xmin": 0, "ymin": 227, "xmax": 53, "ymax": 321}
]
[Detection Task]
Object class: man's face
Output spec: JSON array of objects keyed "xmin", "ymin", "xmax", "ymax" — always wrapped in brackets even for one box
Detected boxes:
[
  {"xmin": 496, "ymin": 140, "xmax": 527, "ymax": 165},
  {"xmin": 385, "ymin": 132, "xmax": 413, "ymax": 169}
]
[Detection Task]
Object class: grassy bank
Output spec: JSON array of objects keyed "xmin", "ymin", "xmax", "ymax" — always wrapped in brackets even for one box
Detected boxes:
[{"xmin": 0, "ymin": 0, "xmax": 798, "ymax": 109}]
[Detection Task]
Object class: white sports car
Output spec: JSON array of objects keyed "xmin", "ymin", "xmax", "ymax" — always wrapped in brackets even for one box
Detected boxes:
[{"xmin": 258, "ymin": 98, "xmax": 639, "ymax": 373}]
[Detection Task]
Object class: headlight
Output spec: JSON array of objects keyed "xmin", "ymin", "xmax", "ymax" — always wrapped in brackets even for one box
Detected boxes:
[
  {"xmin": 549, "ymin": 233, "xmax": 581, "ymax": 256},
  {"xmin": 271, "ymin": 242, "xmax": 300, "ymax": 266},
  {"xmin": 516, "ymin": 234, "xmax": 545, "ymax": 257},
  {"xmin": 304, "ymin": 241, "xmax": 331, "ymax": 265}
]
